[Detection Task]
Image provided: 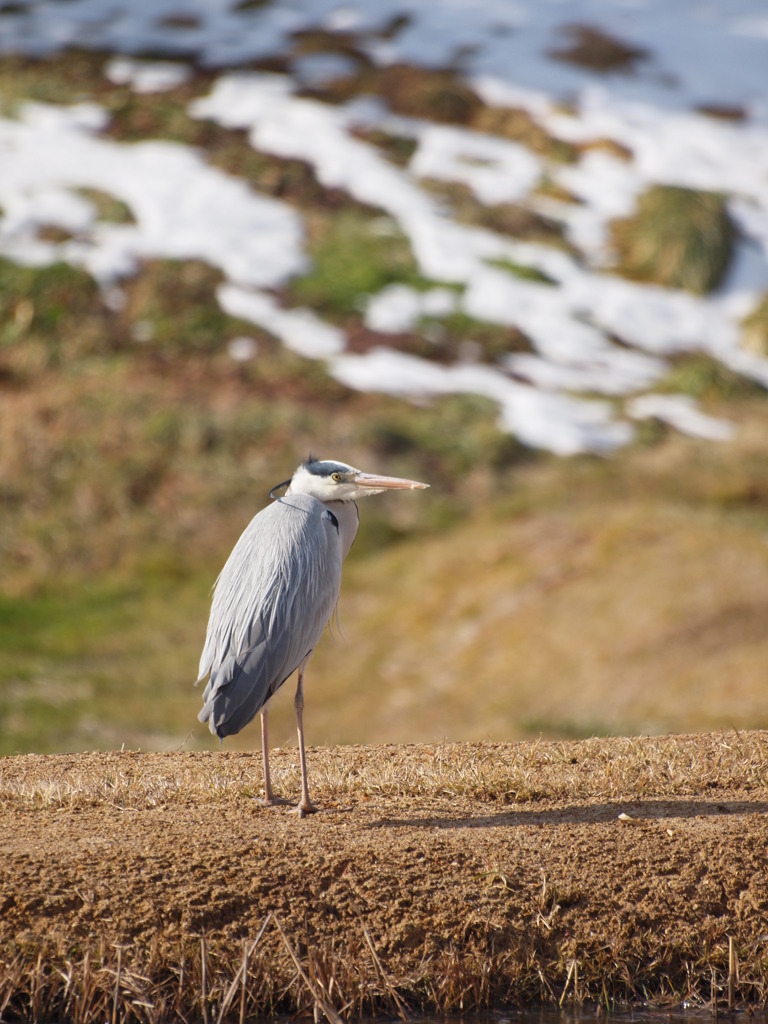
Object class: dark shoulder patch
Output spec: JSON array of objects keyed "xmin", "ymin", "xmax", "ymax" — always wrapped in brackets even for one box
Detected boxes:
[{"xmin": 323, "ymin": 509, "xmax": 339, "ymax": 532}]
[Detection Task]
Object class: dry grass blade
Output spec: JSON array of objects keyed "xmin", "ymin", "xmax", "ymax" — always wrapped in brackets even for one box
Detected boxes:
[
  {"xmin": 559, "ymin": 958, "xmax": 577, "ymax": 1007},
  {"xmin": 728, "ymin": 936, "xmax": 738, "ymax": 1011},
  {"xmin": 359, "ymin": 917, "xmax": 411, "ymax": 1021},
  {"xmin": 31, "ymin": 949, "xmax": 43, "ymax": 1024},
  {"xmin": 215, "ymin": 912, "xmax": 272, "ymax": 1024},
  {"xmin": 111, "ymin": 945, "xmax": 122, "ymax": 1024},
  {"xmin": 239, "ymin": 940, "xmax": 248, "ymax": 1024},
  {"xmin": 0, "ymin": 954, "xmax": 24, "ymax": 1019},
  {"xmin": 200, "ymin": 936, "xmax": 208, "ymax": 1024},
  {"xmin": 272, "ymin": 915, "xmax": 345, "ymax": 1024}
]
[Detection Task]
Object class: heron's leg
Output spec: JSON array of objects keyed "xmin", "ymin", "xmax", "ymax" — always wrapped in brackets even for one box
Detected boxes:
[
  {"xmin": 294, "ymin": 668, "xmax": 317, "ymax": 817},
  {"xmin": 260, "ymin": 708, "xmax": 290, "ymax": 806},
  {"xmin": 260, "ymin": 709, "xmax": 275, "ymax": 804}
]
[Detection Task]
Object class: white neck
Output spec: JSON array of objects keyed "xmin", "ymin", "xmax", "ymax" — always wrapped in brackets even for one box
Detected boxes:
[
  {"xmin": 285, "ymin": 464, "xmax": 360, "ymax": 556},
  {"xmin": 324, "ymin": 499, "xmax": 359, "ymax": 560}
]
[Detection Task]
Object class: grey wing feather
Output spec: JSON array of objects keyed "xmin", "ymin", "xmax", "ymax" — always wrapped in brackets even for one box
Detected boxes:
[{"xmin": 197, "ymin": 494, "xmax": 342, "ymax": 738}]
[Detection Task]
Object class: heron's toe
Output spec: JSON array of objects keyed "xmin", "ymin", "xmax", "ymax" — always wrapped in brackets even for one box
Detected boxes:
[
  {"xmin": 262, "ymin": 794, "xmax": 292, "ymax": 807},
  {"xmin": 296, "ymin": 800, "xmax": 319, "ymax": 818}
]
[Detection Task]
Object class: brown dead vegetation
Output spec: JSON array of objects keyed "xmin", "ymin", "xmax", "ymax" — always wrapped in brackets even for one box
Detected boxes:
[
  {"xmin": 2, "ymin": 733, "xmax": 768, "ymax": 1019},
  {"xmin": 548, "ymin": 24, "xmax": 650, "ymax": 74}
]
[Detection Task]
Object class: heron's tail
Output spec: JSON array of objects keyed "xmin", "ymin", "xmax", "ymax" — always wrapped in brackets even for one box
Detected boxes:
[
  {"xmin": 197, "ymin": 675, "xmax": 222, "ymax": 736},
  {"xmin": 197, "ymin": 701, "xmax": 220, "ymax": 735}
]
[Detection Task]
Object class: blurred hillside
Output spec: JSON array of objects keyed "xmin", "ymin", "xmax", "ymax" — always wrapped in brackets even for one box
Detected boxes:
[{"xmin": 1, "ymin": 1, "xmax": 768, "ymax": 754}]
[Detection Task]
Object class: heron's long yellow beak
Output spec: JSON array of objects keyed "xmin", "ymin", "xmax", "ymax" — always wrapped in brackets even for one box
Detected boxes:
[{"xmin": 354, "ymin": 473, "xmax": 429, "ymax": 490}]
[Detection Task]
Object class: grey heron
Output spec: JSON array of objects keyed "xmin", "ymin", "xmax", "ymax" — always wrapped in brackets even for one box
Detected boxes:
[{"xmin": 197, "ymin": 457, "xmax": 429, "ymax": 816}]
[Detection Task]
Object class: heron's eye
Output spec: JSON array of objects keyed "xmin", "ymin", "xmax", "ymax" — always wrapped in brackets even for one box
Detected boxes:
[{"xmin": 331, "ymin": 472, "xmax": 342, "ymax": 482}]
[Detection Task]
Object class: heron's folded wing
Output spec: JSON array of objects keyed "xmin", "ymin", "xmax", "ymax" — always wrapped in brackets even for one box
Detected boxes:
[{"xmin": 197, "ymin": 494, "xmax": 342, "ymax": 738}]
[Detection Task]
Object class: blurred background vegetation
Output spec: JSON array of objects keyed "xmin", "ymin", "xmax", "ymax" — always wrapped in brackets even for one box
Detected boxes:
[{"xmin": 1, "ymin": 43, "xmax": 768, "ymax": 756}]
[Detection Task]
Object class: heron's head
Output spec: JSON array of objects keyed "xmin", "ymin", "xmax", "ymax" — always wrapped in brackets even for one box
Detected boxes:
[{"xmin": 277, "ymin": 458, "xmax": 429, "ymax": 502}]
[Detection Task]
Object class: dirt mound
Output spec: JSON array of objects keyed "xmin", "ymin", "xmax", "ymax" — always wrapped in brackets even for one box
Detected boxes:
[{"xmin": 2, "ymin": 733, "xmax": 767, "ymax": 1019}]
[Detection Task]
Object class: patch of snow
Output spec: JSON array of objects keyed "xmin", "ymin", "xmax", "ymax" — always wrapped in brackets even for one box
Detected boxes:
[
  {"xmin": 0, "ymin": 101, "xmax": 305, "ymax": 288},
  {"xmin": 462, "ymin": 268, "xmax": 667, "ymax": 389},
  {"xmin": 409, "ymin": 124, "xmax": 541, "ymax": 206},
  {"xmin": 104, "ymin": 57, "xmax": 191, "ymax": 93},
  {"xmin": 130, "ymin": 320, "xmax": 153, "ymax": 343},
  {"xmin": 719, "ymin": 348, "xmax": 768, "ymax": 391},
  {"xmin": 506, "ymin": 351, "xmax": 665, "ymax": 398},
  {"xmin": 364, "ymin": 284, "xmax": 422, "ymax": 335},
  {"xmin": 365, "ymin": 284, "xmax": 458, "ymax": 334},
  {"xmin": 227, "ymin": 335, "xmax": 259, "ymax": 362},
  {"xmin": 330, "ymin": 347, "xmax": 634, "ymax": 455},
  {"xmin": 217, "ymin": 284, "xmax": 346, "ymax": 358},
  {"xmin": 4, "ymin": 185, "xmax": 95, "ymax": 236},
  {"xmin": 627, "ymin": 395, "xmax": 736, "ymax": 442},
  {"xmin": 291, "ymin": 52, "xmax": 359, "ymax": 88},
  {"xmin": 471, "ymin": 77, "xmax": 553, "ymax": 121}
]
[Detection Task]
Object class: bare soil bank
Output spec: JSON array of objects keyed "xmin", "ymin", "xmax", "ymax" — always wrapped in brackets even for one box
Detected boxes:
[{"xmin": 1, "ymin": 733, "xmax": 768, "ymax": 1019}]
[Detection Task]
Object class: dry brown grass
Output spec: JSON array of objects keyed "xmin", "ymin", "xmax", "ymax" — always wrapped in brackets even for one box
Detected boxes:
[
  {"xmin": 2, "ymin": 731, "xmax": 768, "ymax": 810},
  {"xmin": 3, "ymin": 735, "xmax": 768, "ymax": 1019},
  {"xmin": 0, "ymin": 922, "xmax": 399, "ymax": 1024},
  {"xmin": 547, "ymin": 24, "xmax": 650, "ymax": 74},
  {"xmin": 2, "ymin": 923, "xmax": 761, "ymax": 1023}
]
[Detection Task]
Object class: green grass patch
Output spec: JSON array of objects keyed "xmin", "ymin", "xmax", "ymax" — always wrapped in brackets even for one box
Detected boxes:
[
  {"xmin": 610, "ymin": 184, "xmax": 734, "ymax": 294},
  {"xmin": 0, "ymin": 258, "xmax": 108, "ymax": 380},
  {"xmin": 485, "ymin": 257, "xmax": 556, "ymax": 284},
  {"xmin": 289, "ymin": 208, "xmax": 429, "ymax": 318},
  {"xmin": 0, "ymin": 576, "xmax": 210, "ymax": 755},
  {"xmin": 657, "ymin": 353, "xmax": 765, "ymax": 401},
  {"xmin": 0, "ymin": 51, "xmax": 108, "ymax": 111},
  {"xmin": 741, "ymin": 292, "xmax": 768, "ymax": 357},
  {"xmin": 350, "ymin": 126, "xmax": 418, "ymax": 167},
  {"xmin": 518, "ymin": 715, "xmax": 625, "ymax": 740},
  {"xmin": 75, "ymin": 187, "xmax": 135, "ymax": 224},
  {"xmin": 120, "ymin": 259, "xmax": 253, "ymax": 355},
  {"xmin": 105, "ymin": 85, "xmax": 217, "ymax": 145},
  {"xmin": 0, "ymin": 258, "xmax": 99, "ymax": 344}
]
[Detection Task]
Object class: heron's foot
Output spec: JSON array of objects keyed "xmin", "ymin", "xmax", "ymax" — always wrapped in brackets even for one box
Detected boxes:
[
  {"xmin": 262, "ymin": 794, "xmax": 292, "ymax": 807},
  {"xmin": 296, "ymin": 799, "xmax": 319, "ymax": 818}
]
